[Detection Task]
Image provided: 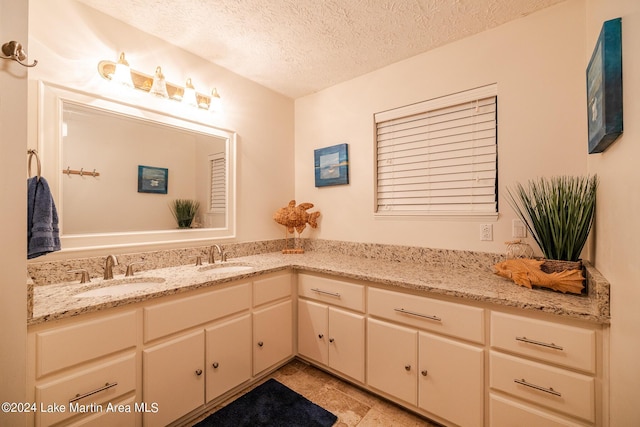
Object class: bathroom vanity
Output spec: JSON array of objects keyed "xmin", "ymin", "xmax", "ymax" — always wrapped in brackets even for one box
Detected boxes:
[{"xmin": 26, "ymin": 248, "xmax": 609, "ymax": 426}]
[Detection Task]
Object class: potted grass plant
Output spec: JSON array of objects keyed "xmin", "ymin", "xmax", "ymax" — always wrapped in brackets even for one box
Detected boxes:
[
  {"xmin": 506, "ymin": 175, "xmax": 598, "ymax": 272},
  {"xmin": 169, "ymin": 199, "xmax": 200, "ymax": 228}
]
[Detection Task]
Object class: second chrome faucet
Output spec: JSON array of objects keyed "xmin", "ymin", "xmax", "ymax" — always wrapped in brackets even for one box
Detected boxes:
[{"xmin": 104, "ymin": 254, "xmax": 118, "ymax": 280}]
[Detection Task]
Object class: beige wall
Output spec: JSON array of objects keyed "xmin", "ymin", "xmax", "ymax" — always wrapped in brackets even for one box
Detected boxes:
[
  {"xmin": 0, "ymin": 3, "xmax": 28, "ymax": 427},
  {"xmin": 295, "ymin": 0, "xmax": 588, "ymax": 254},
  {"xmin": 27, "ymin": 0, "xmax": 295, "ymax": 257},
  {"xmin": 586, "ymin": 0, "xmax": 640, "ymax": 425}
]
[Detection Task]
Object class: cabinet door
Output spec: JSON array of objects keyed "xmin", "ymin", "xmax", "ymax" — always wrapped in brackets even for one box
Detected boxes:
[
  {"xmin": 419, "ymin": 332, "xmax": 484, "ymax": 427},
  {"xmin": 367, "ymin": 318, "xmax": 417, "ymax": 405},
  {"xmin": 298, "ymin": 299, "xmax": 329, "ymax": 365},
  {"xmin": 253, "ymin": 299, "xmax": 293, "ymax": 375},
  {"xmin": 143, "ymin": 330, "xmax": 204, "ymax": 427},
  {"xmin": 329, "ymin": 307, "xmax": 365, "ymax": 383},
  {"xmin": 205, "ymin": 314, "xmax": 251, "ymax": 403}
]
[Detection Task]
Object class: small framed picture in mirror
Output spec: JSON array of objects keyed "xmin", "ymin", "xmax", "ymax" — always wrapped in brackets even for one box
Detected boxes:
[{"xmin": 138, "ymin": 165, "xmax": 168, "ymax": 194}]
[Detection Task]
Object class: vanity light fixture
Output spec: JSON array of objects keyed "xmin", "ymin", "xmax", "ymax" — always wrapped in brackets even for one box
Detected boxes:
[
  {"xmin": 97, "ymin": 52, "xmax": 222, "ymax": 111},
  {"xmin": 182, "ymin": 78, "xmax": 198, "ymax": 107},
  {"xmin": 149, "ymin": 66, "xmax": 169, "ymax": 98},
  {"xmin": 210, "ymin": 88, "xmax": 222, "ymax": 112},
  {"xmin": 111, "ymin": 52, "xmax": 135, "ymax": 88}
]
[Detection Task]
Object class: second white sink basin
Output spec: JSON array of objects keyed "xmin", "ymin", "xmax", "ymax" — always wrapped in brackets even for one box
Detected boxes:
[
  {"xmin": 74, "ymin": 278, "xmax": 166, "ymax": 298},
  {"xmin": 198, "ymin": 263, "xmax": 255, "ymax": 274}
]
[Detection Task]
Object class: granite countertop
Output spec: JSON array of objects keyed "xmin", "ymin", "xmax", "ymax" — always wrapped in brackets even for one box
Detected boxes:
[{"xmin": 30, "ymin": 251, "xmax": 610, "ymax": 326}]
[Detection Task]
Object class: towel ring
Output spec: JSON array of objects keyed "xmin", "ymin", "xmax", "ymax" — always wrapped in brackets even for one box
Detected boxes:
[{"xmin": 27, "ymin": 149, "xmax": 41, "ymax": 180}]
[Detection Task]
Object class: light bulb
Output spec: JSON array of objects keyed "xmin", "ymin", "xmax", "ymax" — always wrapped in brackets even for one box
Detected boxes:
[
  {"xmin": 149, "ymin": 66, "xmax": 169, "ymax": 98},
  {"xmin": 111, "ymin": 52, "xmax": 134, "ymax": 88},
  {"xmin": 182, "ymin": 78, "xmax": 198, "ymax": 107}
]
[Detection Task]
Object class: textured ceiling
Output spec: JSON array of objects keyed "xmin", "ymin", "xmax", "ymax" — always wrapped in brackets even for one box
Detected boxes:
[{"xmin": 77, "ymin": 0, "xmax": 565, "ymax": 98}]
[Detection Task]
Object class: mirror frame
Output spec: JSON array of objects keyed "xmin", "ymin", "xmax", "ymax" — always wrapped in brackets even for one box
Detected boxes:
[{"xmin": 37, "ymin": 81, "xmax": 236, "ymax": 252}]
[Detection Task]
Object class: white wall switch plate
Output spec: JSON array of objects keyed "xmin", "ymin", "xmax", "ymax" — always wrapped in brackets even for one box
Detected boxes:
[
  {"xmin": 512, "ymin": 219, "xmax": 527, "ymax": 238},
  {"xmin": 480, "ymin": 224, "xmax": 493, "ymax": 241}
]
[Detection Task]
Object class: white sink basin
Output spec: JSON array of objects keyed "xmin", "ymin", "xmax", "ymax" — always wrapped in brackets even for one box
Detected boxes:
[
  {"xmin": 74, "ymin": 278, "xmax": 166, "ymax": 298},
  {"xmin": 198, "ymin": 263, "xmax": 255, "ymax": 274}
]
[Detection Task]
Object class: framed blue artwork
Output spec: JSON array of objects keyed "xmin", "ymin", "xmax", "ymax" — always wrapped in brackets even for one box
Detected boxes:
[
  {"xmin": 314, "ymin": 143, "xmax": 349, "ymax": 187},
  {"xmin": 587, "ymin": 17, "xmax": 623, "ymax": 154},
  {"xmin": 138, "ymin": 165, "xmax": 168, "ymax": 194}
]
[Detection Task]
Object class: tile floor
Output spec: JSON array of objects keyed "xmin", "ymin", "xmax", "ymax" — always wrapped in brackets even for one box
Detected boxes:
[{"xmin": 192, "ymin": 358, "xmax": 441, "ymax": 426}]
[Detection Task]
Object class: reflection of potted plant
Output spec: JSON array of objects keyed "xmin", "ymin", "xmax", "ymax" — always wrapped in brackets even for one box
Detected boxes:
[
  {"xmin": 169, "ymin": 199, "xmax": 200, "ymax": 228},
  {"xmin": 506, "ymin": 175, "xmax": 598, "ymax": 271}
]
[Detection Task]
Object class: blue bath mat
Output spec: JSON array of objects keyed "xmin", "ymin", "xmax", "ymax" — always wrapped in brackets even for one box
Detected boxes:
[{"xmin": 193, "ymin": 378, "xmax": 337, "ymax": 426}]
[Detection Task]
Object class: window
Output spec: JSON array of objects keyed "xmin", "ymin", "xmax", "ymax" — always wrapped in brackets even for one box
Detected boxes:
[
  {"xmin": 209, "ymin": 152, "xmax": 226, "ymax": 213},
  {"xmin": 374, "ymin": 84, "xmax": 498, "ymax": 218}
]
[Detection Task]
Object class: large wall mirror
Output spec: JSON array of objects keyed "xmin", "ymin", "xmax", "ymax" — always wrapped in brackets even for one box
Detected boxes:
[{"xmin": 37, "ymin": 81, "xmax": 236, "ymax": 252}]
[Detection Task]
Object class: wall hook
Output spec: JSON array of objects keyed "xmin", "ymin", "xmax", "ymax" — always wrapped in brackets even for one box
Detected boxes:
[{"xmin": 1, "ymin": 41, "xmax": 38, "ymax": 68}]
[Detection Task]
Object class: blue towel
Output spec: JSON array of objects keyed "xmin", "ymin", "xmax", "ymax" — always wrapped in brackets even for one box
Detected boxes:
[{"xmin": 27, "ymin": 176, "xmax": 61, "ymax": 259}]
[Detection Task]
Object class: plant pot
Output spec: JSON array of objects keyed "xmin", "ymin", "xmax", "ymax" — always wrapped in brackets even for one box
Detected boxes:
[
  {"xmin": 540, "ymin": 259, "xmax": 587, "ymax": 295},
  {"xmin": 177, "ymin": 217, "xmax": 194, "ymax": 228},
  {"xmin": 540, "ymin": 259, "xmax": 582, "ymax": 274}
]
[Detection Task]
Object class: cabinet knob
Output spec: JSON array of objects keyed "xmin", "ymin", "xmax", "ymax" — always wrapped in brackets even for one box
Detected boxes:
[
  {"xmin": 329, "ymin": 338, "xmax": 335, "ymax": 343},
  {"xmin": 195, "ymin": 369, "xmax": 203, "ymax": 376},
  {"xmin": 318, "ymin": 334, "xmax": 324, "ymax": 339},
  {"xmin": 405, "ymin": 364, "xmax": 411, "ymax": 371},
  {"xmin": 212, "ymin": 362, "xmax": 219, "ymax": 369},
  {"xmin": 258, "ymin": 341, "xmax": 264, "ymax": 347},
  {"xmin": 421, "ymin": 370, "xmax": 428, "ymax": 376}
]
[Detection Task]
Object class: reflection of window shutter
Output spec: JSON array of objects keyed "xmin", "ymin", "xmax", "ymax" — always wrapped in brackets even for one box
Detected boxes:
[
  {"xmin": 210, "ymin": 152, "xmax": 226, "ymax": 213},
  {"xmin": 375, "ymin": 84, "xmax": 497, "ymax": 217}
]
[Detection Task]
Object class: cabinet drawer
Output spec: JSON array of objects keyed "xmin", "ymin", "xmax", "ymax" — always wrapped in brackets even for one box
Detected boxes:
[
  {"xmin": 36, "ymin": 310, "xmax": 137, "ymax": 377},
  {"xmin": 253, "ymin": 273, "xmax": 292, "ymax": 306},
  {"xmin": 66, "ymin": 395, "xmax": 137, "ymax": 426},
  {"xmin": 490, "ymin": 352, "xmax": 595, "ymax": 422},
  {"xmin": 144, "ymin": 282, "xmax": 250, "ymax": 342},
  {"xmin": 490, "ymin": 394, "xmax": 586, "ymax": 427},
  {"xmin": 368, "ymin": 287, "xmax": 484, "ymax": 343},
  {"xmin": 491, "ymin": 312, "xmax": 596, "ymax": 373},
  {"xmin": 36, "ymin": 353, "xmax": 136, "ymax": 426},
  {"xmin": 298, "ymin": 274, "xmax": 364, "ymax": 312}
]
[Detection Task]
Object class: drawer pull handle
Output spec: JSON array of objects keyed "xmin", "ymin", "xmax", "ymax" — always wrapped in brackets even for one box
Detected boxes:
[
  {"xmin": 212, "ymin": 362, "xmax": 219, "ymax": 369},
  {"xmin": 405, "ymin": 364, "xmax": 411, "ymax": 371},
  {"xmin": 421, "ymin": 370, "xmax": 428, "ymax": 376},
  {"xmin": 329, "ymin": 338, "xmax": 335, "ymax": 343},
  {"xmin": 318, "ymin": 334, "xmax": 324, "ymax": 339},
  {"xmin": 394, "ymin": 308, "xmax": 442, "ymax": 323},
  {"xmin": 258, "ymin": 341, "xmax": 264, "ymax": 347},
  {"xmin": 195, "ymin": 369, "xmax": 203, "ymax": 376},
  {"xmin": 516, "ymin": 336, "xmax": 564, "ymax": 351},
  {"xmin": 69, "ymin": 382, "xmax": 118, "ymax": 403},
  {"xmin": 311, "ymin": 288, "xmax": 341, "ymax": 298},
  {"xmin": 514, "ymin": 378, "xmax": 562, "ymax": 397}
]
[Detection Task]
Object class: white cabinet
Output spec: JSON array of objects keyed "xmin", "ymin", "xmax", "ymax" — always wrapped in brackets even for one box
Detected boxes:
[
  {"xmin": 367, "ymin": 288, "xmax": 485, "ymax": 427},
  {"xmin": 29, "ymin": 310, "xmax": 138, "ymax": 427},
  {"xmin": 143, "ymin": 330, "xmax": 205, "ymax": 427},
  {"xmin": 367, "ymin": 318, "xmax": 418, "ymax": 405},
  {"xmin": 298, "ymin": 299, "xmax": 365, "ymax": 382},
  {"xmin": 253, "ymin": 299, "xmax": 293, "ymax": 375},
  {"xmin": 419, "ymin": 332, "xmax": 484, "ymax": 427},
  {"xmin": 297, "ymin": 274, "xmax": 365, "ymax": 383},
  {"xmin": 490, "ymin": 311, "xmax": 599, "ymax": 425},
  {"xmin": 205, "ymin": 314, "xmax": 251, "ymax": 402},
  {"xmin": 252, "ymin": 273, "xmax": 294, "ymax": 376}
]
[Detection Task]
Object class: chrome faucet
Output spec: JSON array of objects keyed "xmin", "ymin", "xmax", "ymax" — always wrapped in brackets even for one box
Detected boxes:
[
  {"xmin": 208, "ymin": 244, "xmax": 225, "ymax": 263},
  {"xmin": 104, "ymin": 254, "xmax": 119, "ymax": 280}
]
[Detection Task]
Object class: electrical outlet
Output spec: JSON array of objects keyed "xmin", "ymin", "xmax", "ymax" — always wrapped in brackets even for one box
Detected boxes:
[
  {"xmin": 512, "ymin": 219, "xmax": 527, "ymax": 238},
  {"xmin": 480, "ymin": 224, "xmax": 493, "ymax": 241}
]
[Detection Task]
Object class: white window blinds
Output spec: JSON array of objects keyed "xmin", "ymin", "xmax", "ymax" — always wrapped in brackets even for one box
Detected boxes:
[
  {"xmin": 209, "ymin": 152, "xmax": 226, "ymax": 213},
  {"xmin": 375, "ymin": 84, "xmax": 498, "ymax": 217}
]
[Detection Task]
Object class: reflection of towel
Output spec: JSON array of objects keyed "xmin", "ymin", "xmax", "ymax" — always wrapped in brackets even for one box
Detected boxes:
[{"xmin": 27, "ymin": 177, "xmax": 61, "ymax": 259}]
